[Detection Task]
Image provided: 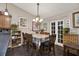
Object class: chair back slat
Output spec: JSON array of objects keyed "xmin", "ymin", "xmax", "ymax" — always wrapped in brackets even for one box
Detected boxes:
[{"xmin": 27, "ymin": 33, "xmax": 32, "ymax": 42}]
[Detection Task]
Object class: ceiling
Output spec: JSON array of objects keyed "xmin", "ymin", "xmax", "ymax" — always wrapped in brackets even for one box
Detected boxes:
[{"xmin": 13, "ymin": 3, "xmax": 79, "ymax": 18}]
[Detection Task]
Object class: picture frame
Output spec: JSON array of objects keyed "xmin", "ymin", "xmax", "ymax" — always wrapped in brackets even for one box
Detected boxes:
[
  {"xmin": 73, "ymin": 11, "xmax": 79, "ymax": 28},
  {"xmin": 32, "ymin": 21, "xmax": 39, "ymax": 31},
  {"xmin": 19, "ymin": 17, "xmax": 27, "ymax": 28}
]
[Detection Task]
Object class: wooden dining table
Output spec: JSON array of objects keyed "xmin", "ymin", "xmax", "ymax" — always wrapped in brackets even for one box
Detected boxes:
[
  {"xmin": 32, "ymin": 33, "xmax": 49, "ymax": 49},
  {"xmin": 32, "ymin": 33, "xmax": 49, "ymax": 55}
]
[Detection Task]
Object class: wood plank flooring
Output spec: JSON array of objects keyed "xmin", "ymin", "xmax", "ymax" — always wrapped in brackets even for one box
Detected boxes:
[{"xmin": 6, "ymin": 45, "xmax": 77, "ymax": 56}]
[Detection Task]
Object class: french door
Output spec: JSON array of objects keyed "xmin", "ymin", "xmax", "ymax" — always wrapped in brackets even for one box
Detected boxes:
[{"xmin": 50, "ymin": 20, "xmax": 63, "ymax": 46}]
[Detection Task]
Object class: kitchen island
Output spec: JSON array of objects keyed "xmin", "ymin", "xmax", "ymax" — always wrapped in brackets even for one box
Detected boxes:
[{"xmin": 0, "ymin": 30, "xmax": 10, "ymax": 56}]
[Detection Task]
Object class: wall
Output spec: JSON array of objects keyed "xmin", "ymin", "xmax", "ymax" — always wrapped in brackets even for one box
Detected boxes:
[
  {"xmin": 0, "ymin": 3, "xmax": 34, "ymax": 32},
  {"xmin": 43, "ymin": 7, "xmax": 79, "ymax": 34}
]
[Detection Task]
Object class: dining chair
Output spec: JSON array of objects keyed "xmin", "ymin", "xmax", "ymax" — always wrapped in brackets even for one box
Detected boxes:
[
  {"xmin": 22, "ymin": 33, "xmax": 28, "ymax": 46},
  {"xmin": 23, "ymin": 33, "xmax": 36, "ymax": 48},
  {"xmin": 27, "ymin": 33, "xmax": 33, "ymax": 48},
  {"xmin": 26, "ymin": 33, "xmax": 37, "ymax": 55},
  {"xmin": 41, "ymin": 34, "xmax": 56, "ymax": 55},
  {"xmin": 49, "ymin": 34, "xmax": 56, "ymax": 55}
]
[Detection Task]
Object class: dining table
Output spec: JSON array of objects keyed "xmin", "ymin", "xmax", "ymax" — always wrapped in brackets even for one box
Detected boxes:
[
  {"xmin": 32, "ymin": 33, "xmax": 49, "ymax": 55},
  {"xmin": 23, "ymin": 31, "xmax": 49, "ymax": 48},
  {"xmin": 23, "ymin": 31, "xmax": 49, "ymax": 55},
  {"xmin": 32, "ymin": 33, "xmax": 49, "ymax": 49}
]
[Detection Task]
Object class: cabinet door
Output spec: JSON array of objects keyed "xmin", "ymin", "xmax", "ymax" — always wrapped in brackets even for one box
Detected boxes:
[
  {"xmin": 5, "ymin": 16, "xmax": 11, "ymax": 29},
  {"xmin": 0, "ymin": 15, "xmax": 3, "ymax": 28},
  {"xmin": 4, "ymin": 16, "xmax": 11, "ymax": 29},
  {"xmin": 0, "ymin": 15, "xmax": 11, "ymax": 29}
]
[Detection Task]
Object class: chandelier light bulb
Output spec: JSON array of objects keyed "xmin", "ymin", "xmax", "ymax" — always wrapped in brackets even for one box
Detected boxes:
[
  {"xmin": 39, "ymin": 19, "xmax": 43, "ymax": 22},
  {"xmin": 33, "ymin": 19, "xmax": 36, "ymax": 21},
  {"xmin": 36, "ymin": 17, "xmax": 39, "ymax": 22},
  {"xmin": 4, "ymin": 11, "xmax": 9, "ymax": 15}
]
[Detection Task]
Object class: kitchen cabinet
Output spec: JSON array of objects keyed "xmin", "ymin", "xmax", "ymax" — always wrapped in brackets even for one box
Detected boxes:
[
  {"xmin": 0, "ymin": 15, "xmax": 3, "ymax": 28},
  {"xmin": 0, "ymin": 14, "xmax": 11, "ymax": 29}
]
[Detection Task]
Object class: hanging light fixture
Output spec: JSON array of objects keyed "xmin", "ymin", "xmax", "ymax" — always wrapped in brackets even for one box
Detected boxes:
[
  {"xmin": 33, "ymin": 3, "xmax": 43, "ymax": 22},
  {"xmin": 4, "ymin": 3, "xmax": 9, "ymax": 15}
]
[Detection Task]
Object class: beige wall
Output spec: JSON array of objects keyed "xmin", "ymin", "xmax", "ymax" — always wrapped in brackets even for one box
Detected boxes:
[
  {"xmin": 0, "ymin": 3, "xmax": 34, "ymax": 32},
  {"xmin": 43, "ymin": 7, "xmax": 79, "ymax": 34},
  {"xmin": 0, "ymin": 3, "xmax": 79, "ymax": 34}
]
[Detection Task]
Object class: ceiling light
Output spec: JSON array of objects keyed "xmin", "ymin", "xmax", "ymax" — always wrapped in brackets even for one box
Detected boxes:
[{"xmin": 4, "ymin": 3, "xmax": 9, "ymax": 16}]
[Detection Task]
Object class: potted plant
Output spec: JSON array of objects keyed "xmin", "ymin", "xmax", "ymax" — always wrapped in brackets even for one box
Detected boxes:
[
  {"xmin": 63, "ymin": 28, "xmax": 70, "ymax": 34},
  {"xmin": 11, "ymin": 24, "xmax": 18, "ymax": 34}
]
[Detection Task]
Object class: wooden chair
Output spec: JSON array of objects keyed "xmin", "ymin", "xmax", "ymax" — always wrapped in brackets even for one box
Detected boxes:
[
  {"xmin": 49, "ymin": 34, "xmax": 56, "ymax": 52},
  {"xmin": 27, "ymin": 33, "xmax": 33, "ymax": 48},
  {"xmin": 41, "ymin": 34, "xmax": 56, "ymax": 55},
  {"xmin": 22, "ymin": 33, "xmax": 28, "ymax": 45},
  {"xmin": 26, "ymin": 33, "xmax": 37, "ymax": 55}
]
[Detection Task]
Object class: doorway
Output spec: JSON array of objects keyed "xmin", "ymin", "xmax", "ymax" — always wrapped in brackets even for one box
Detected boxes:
[{"xmin": 50, "ymin": 20, "xmax": 63, "ymax": 46}]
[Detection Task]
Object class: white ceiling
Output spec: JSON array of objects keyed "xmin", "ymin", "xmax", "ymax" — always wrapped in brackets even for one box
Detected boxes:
[{"xmin": 13, "ymin": 3, "xmax": 79, "ymax": 18}]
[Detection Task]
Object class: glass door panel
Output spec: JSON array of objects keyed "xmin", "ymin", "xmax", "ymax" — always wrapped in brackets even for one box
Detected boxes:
[
  {"xmin": 51, "ymin": 22, "xmax": 56, "ymax": 34},
  {"xmin": 50, "ymin": 20, "xmax": 63, "ymax": 46},
  {"xmin": 57, "ymin": 21, "xmax": 63, "ymax": 43}
]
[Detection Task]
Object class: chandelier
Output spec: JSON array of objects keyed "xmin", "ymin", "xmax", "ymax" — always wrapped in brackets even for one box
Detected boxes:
[{"xmin": 33, "ymin": 3, "xmax": 43, "ymax": 22}]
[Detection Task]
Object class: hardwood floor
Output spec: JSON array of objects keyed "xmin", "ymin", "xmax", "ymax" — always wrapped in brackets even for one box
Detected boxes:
[{"xmin": 6, "ymin": 45, "xmax": 77, "ymax": 56}]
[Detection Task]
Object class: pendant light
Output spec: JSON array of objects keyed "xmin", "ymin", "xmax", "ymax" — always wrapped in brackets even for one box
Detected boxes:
[{"xmin": 4, "ymin": 3, "xmax": 9, "ymax": 15}]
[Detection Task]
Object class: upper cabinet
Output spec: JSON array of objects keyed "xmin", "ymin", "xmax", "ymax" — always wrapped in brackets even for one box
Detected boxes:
[
  {"xmin": 0, "ymin": 14, "xmax": 11, "ymax": 29},
  {"xmin": 0, "ymin": 15, "xmax": 3, "ymax": 28}
]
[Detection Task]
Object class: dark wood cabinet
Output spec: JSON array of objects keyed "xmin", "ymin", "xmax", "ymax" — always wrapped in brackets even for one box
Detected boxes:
[
  {"xmin": 63, "ymin": 34, "xmax": 79, "ymax": 55},
  {"xmin": 0, "ymin": 14, "xmax": 11, "ymax": 29},
  {"xmin": 63, "ymin": 34, "xmax": 78, "ymax": 45},
  {"xmin": 0, "ymin": 15, "xmax": 3, "ymax": 28}
]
